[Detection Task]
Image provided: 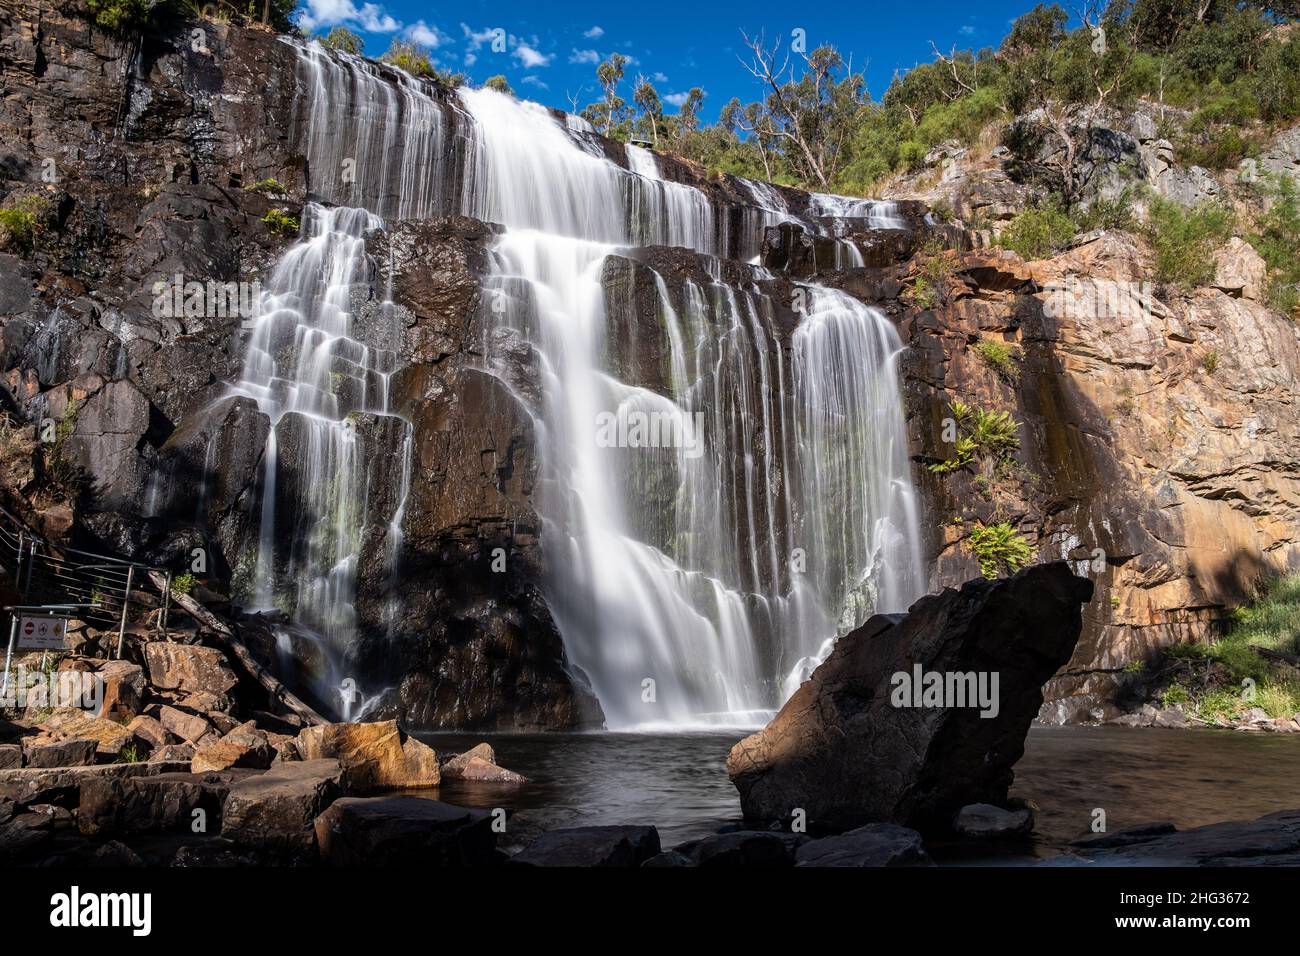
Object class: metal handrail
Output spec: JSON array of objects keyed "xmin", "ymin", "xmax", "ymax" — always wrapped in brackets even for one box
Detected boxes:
[{"xmin": 0, "ymin": 504, "xmax": 174, "ymax": 657}]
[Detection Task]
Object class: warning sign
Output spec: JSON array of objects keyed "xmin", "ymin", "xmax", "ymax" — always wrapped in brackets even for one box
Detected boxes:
[{"xmin": 17, "ymin": 616, "xmax": 66, "ymax": 650}]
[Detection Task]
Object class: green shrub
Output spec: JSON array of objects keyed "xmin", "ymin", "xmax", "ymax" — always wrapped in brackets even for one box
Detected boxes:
[
  {"xmin": 1144, "ymin": 196, "xmax": 1235, "ymax": 288},
  {"xmin": 997, "ymin": 198, "xmax": 1075, "ymax": 260},
  {"xmin": 244, "ymin": 178, "xmax": 287, "ymax": 195},
  {"xmin": 0, "ymin": 195, "xmax": 48, "ymax": 255},
  {"xmin": 967, "ymin": 522, "xmax": 1034, "ymax": 579},
  {"xmin": 970, "ymin": 338, "xmax": 1021, "ymax": 383},
  {"xmin": 1201, "ymin": 350, "xmax": 1219, "ymax": 374},
  {"xmin": 1248, "ymin": 176, "xmax": 1300, "ymax": 320},
  {"xmin": 261, "ymin": 209, "xmax": 299, "ymax": 236},
  {"xmin": 1073, "ymin": 189, "xmax": 1136, "ymax": 233},
  {"xmin": 170, "ymin": 571, "xmax": 196, "ymax": 596},
  {"xmin": 1158, "ymin": 575, "xmax": 1300, "ymax": 721},
  {"xmin": 381, "ymin": 40, "xmax": 435, "ymax": 79},
  {"xmin": 930, "ymin": 401, "xmax": 1021, "ymax": 475},
  {"xmin": 319, "ymin": 26, "xmax": 363, "ymax": 54},
  {"xmin": 85, "ymin": 0, "xmax": 167, "ymax": 32}
]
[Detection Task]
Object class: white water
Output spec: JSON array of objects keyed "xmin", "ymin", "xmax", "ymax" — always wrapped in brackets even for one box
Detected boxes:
[{"xmin": 220, "ymin": 42, "xmax": 924, "ymax": 727}]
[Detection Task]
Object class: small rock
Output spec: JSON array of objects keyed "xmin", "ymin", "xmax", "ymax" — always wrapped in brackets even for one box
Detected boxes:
[
  {"xmin": 953, "ymin": 802, "xmax": 1034, "ymax": 838},
  {"xmin": 447, "ymin": 754, "xmax": 527, "ymax": 785},
  {"xmin": 96, "ymin": 660, "xmax": 145, "ymax": 720},
  {"xmin": 158, "ymin": 705, "xmax": 211, "ymax": 744},
  {"xmin": 126, "ymin": 714, "xmax": 171, "ymax": 751},
  {"xmin": 150, "ymin": 743, "xmax": 195, "ymax": 763}
]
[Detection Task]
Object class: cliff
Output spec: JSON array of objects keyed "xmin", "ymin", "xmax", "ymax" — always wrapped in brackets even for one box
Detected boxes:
[{"xmin": 1, "ymin": 2, "xmax": 1298, "ymax": 728}]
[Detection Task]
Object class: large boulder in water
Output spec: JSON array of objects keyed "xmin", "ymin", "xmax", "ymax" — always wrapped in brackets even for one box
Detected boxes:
[{"xmin": 726, "ymin": 562, "xmax": 1093, "ymax": 832}]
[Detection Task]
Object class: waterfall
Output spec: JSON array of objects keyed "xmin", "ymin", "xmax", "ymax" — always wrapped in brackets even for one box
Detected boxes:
[
  {"xmin": 220, "ymin": 42, "xmax": 924, "ymax": 728},
  {"xmin": 227, "ymin": 202, "xmax": 412, "ymax": 709}
]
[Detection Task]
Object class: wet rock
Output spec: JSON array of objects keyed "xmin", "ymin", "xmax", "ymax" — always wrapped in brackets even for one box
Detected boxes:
[
  {"xmin": 509, "ymin": 826, "xmax": 662, "ymax": 867},
  {"xmin": 144, "ymin": 643, "xmax": 238, "ymax": 697},
  {"xmin": 441, "ymin": 743, "xmax": 527, "ymax": 784},
  {"xmin": 220, "ymin": 758, "xmax": 345, "ymax": 853},
  {"xmin": 0, "ymin": 745, "xmax": 22, "ymax": 770},
  {"xmin": 314, "ymin": 797, "xmax": 498, "ymax": 866},
  {"xmin": 294, "ymin": 721, "xmax": 438, "ymax": 790},
  {"xmin": 1072, "ymin": 810, "xmax": 1300, "ymax": 865},
  {"xmin": 953, "ymin": 802, "xmax": 1034, "ymax": 838},
  {"xmin": 727, "ymin": 563, "xmax": 1093, "ymax": 831},
  {"xmin": 678, "ymin": 830, "xmax": 804, "ymax": 867},
  {"xmin": 794, "ymin": 824, "xmax": 934, "ymax": 867}
]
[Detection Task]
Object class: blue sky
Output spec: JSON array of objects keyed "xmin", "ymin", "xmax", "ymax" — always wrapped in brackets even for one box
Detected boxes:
[{"xmin": 294, "ymin": 0, "xmax": 1044, "ymax": 120}]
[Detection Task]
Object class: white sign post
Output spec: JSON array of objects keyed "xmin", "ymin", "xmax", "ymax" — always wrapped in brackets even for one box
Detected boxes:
[{"xmin": 18, "ymin": 616, "xmax": 66, "ymax": 650}]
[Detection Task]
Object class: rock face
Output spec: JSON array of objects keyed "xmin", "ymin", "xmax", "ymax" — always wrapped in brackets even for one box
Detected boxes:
[
  {"xmin": 727, "ymin": 563, "xmax": 1093, "ymax": 832},
  {"xmin": 901, "ymin": 229, "xmax": 1300, "ymax": 722},
  {"xmin": 2, "ymin": 0, "xmax": 1298, "ymax": 733}
]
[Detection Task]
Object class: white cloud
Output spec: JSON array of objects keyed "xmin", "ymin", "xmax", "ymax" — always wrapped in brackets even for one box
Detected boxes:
[
  {"xmin": 461, "ymin": 23, "xmax": 499, "ymax": 52},
  {"xmin": 583, "ymin": 26, "xmax": 604, "ymax": 38},
  {"xmin": 959, "ymin": 25, "xmax": 975, "ymax": 36},
  {"xmin": 513, "ymin": 43, "xmax": 551, "ymax": 68},
  {"xmin": 664, "ymin": 91, "xmax": 702, "ymax": 109},
  {"xmin": 297, "ymin": 0, "xmax": 400, "ymax": 32},
  {"xmin": 404, "ymin": 20, "xmax": 443, "ymax": 47},
  {"xmin": 521, "ymin": 75, "xmax": 549, "ymax": 89},
  {"xmin": 464, "ymin": 52, "xmax": 477, "ymax": 66},
  {"xmin": 651, "ymin": 71, "xmax": 668, "ymax": 83},
  {"xmin": 569, "ymin": 48, "xmax": 600, "ymax": 65}
]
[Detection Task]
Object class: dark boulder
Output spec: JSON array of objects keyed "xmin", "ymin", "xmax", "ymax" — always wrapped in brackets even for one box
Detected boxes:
[
  {"xmin": 314, "ymin": 796, "xmax": 498, "ymax": 866},
  {"xmin": 727, "ymin": 562, "xmax": 1093, "ymax": 832},
  {"xmin": 508, "ymin": 825, "xmax": 661, "ymax": 867},
  {"xmin": 795, "ymin": 824, "xmax": 933, "ymax": 867}
]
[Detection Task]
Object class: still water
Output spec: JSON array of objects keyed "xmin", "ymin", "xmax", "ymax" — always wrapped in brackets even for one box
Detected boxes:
[{"xmin": 415, "ymin": 726, "xmax": 1300, "ymax": 857}]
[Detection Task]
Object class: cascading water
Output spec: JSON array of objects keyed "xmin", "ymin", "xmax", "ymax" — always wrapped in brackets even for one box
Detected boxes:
[
  {"xmin": 215, "ymin": 40, "xmax": 924, "ymax": 727},
  {"xmin": 225, "ymin": 203, "xmax": 412, "ymax": 714}
]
